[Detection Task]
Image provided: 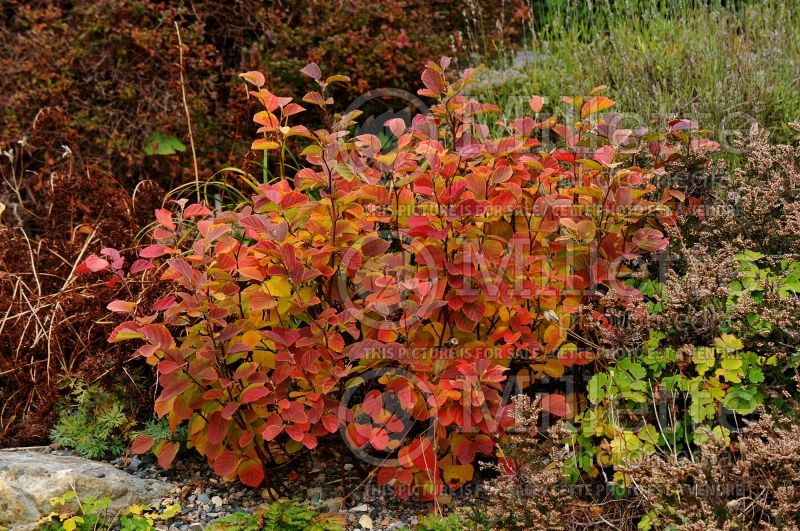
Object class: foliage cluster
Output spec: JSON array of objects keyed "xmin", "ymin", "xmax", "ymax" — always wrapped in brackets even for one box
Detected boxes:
[
  {"xmin": 37, "ymin": 489, "xmax": 180, "ymax": 531},
  {"xmin": 206, "ymin": 501, "xmax": 345, "ymax": 531},
  {"xmin": 484, "ymin": 412, "xmax": 800, "ymax": 530},
  {"xmin": 82, "ymin": 59, "xmax": 716, "ymax": 499},
  {"xmin": 1, "ymin": 0, "xmax": 527, "ymax": 188},
  {"xmin": 482, "ymin": 128, "xmax": 800, "ymax": 528},
  {"xmin": 50, "ymin": 379, "xmax": 136, "ymax": 459}
]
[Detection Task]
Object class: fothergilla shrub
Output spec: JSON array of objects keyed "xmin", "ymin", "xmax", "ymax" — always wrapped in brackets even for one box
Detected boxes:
[{"xmin": 81, "ymin": 59, "xmax": 717, "ymax": 499}]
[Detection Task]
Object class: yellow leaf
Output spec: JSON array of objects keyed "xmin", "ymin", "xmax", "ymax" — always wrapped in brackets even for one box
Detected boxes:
[
  {"xmin": 251, "ymin": 138, "xmax": 280, "ymax": 150},
  {"xmin": 443, "ymin": 463, "xmax": 474, "ymax": 484},
  {"xmin": 242, "ymin": 330, "xmax": 263, "ymax": 349},
  {"xmin": 160, "ymin": 504, "xmax": 181, "ymax": 520},
  {"xmin": 253, "ymin": 349, "xmax": 276, "ymax": 370},
  {"xmin": 497, "ymin": 306, "xmax": 511, "ymax": 323},
  {"xmin": 532, "ymin": 358, "xmax": 565, "ymax": 378},
  {"xmin": 264, "ymin": 276, "xmax": 292, "ymax": 298},
  {"xmin": 63, "ymin": 517, "xmax": 84, "ymax": 531},
  {"xmin": 127, "ymin": 505, "xmax": 145, "ymax": 516}
]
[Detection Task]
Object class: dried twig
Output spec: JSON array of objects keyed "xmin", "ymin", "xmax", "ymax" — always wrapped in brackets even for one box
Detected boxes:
[{"xmin": 173, "ymin": 21, "xmax": 200, "ymax": 201}]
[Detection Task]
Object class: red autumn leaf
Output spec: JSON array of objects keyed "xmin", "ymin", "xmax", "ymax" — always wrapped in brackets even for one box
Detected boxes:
[
  {"xmin": 385, "ymin": 118, "xmax": 406, "ymax": 138},
  {"xmin": 140, "ymin": 324, "xmax": 173, "ymax": 350},
  {"xmin": 420, "ymin": 67, "xmax": 446, "ymax": 95},
  {"xmin": 377, "ymin": 466, "xmax": 396, "ymax": 485},
  {"xmin": 285, "ymin": 424, "xmax": 305, "ymax": 442},
  {"xmin": 633, "ymin": 227, "xmax": 668, "ymax": 252},
  {"xmin": 541, "ymin": 393, "xmax": 572, "ymax": 417},
  {"xmin": 207, "ymin": 411, "xmax": 227, "ymax": 445},
  {"xmin": 139, "ymin": 244, "xmax": 168, "ymax": 258},
  {"xmin": 213, "ymin": 450, "xmax": 239, "ymax": 477},
  {"xmin": 370, "ymin": 428, "xmax": 389, "ymax": 451},
  {"xmin": 321, "ymin": 413, "xmax": 339, "ymax": 434},
  {"xmin": 130, "ymin": 259, "xmax": 154, "ymax": 274},
  {"xmin": 362, "ymin": 390, "xmax": 383, "ymax": 419},
  {"xmin": 302, "ymin": 433, "xmax": 318, "ymax": 449},
  {"xmin": 154, "ymin": 208, "xmax": 176, "ymax": 230},
  {"xmin": 157, "ymin": 441, "xmax": 180, "ymax": 470},
  {"xmin": 221, "ymin": 402, "xmax": 240, "ymax": 419},
  {"xmin": 159, "ymin": 380, "xmax": 192, "ymax": 401},
  {"xmin": 593, "ymin": 145, "xmax": 616, "ymax": 167},
  {"xmin": 241, "ymin": 385, "xmax": 269, "ymax": 404},
  {"xmin": 238, "ymin": 460, "xmax": 265, "ymax": 487},
  {"xmin": 183, "ymin": 203, "xmax": 212, "ymax": 218},
  {"xmin": 280, "ymin": 191, "xmax": 308, "ymax": 209},
  {"xmin": 239, "ymin": 430, "xmax": 254, "ymax": 449},
  {"xmin": 131, "ymin": 434, "xmax": 154, "ymax": 455},
  {"xmin": 157, "ymin": 360, "xmax": 182, "ymax": 375},
  {"xmin": 361, "ymin": 237, "xmax": 391, "ymax": 257},
  {"xmin": 261, "ymin": 414, "xmax": 283, "ymax": 441}
]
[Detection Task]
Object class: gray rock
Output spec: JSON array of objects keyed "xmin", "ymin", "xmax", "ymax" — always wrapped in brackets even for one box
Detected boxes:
[
  {"xmin": 127, "ymin": 455, "xmax": 142, "ymax": 472},
  {"xmin": 0, "ymin": 449, "xmax": 173, "ymax": 530},
  {"xmin": 197, "ymin": 492, "xmax": 211, "ymax": 504}
]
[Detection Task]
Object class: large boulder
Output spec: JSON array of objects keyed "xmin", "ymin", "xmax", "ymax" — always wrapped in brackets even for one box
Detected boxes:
[{"xmin": 0, "ymin": 449, "xmax": 173, "ymax": 530}]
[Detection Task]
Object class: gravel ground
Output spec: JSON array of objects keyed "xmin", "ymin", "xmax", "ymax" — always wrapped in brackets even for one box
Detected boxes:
[{"xmin": 102, "ymin": 447, "xmax": 489, "ymax": 530}]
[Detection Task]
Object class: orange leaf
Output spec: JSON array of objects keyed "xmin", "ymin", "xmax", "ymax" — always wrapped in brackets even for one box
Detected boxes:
[{"xmin": 581, "ymin": 96, "xmax": 615, "ymax": 118}]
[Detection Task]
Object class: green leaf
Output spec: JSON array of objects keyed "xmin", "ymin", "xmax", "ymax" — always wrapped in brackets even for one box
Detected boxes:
[
  {"xmin": 748, "ymin": 366, "xmax": 765, "ymax": 383},
  {"xmin": 735, "ymin": 250, "xmax": 765, "ymax": 262},
  {"xmin": 638, "ymin": 424, "xmax": 660, "ymax": 445},
  {"xmin": 144, "ymin": 132, "xmax": 186, "ymax": 156},
  {"xmin": 720, "ymin": 357, "xmax": 743, "ymax": 372},
  {"xmin": 714, "ymin": 334, "xmax": 743, "ymax": 353},
  {"xmin": 618, "ymin": 358, "xmax": 646, "ymax": 380},
  {"xmin": 587, "ymin": 373, "xmax": 609, "ymax": 404},
  {"xmin": 723, "ymin": 388, "xmax": 759, "ymax": 415}
]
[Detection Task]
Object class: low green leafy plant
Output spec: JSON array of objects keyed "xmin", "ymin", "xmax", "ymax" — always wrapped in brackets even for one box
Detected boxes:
[
  {"xmin": 564, "ymin": 251, "xmax": 800, "ymax": 487},
  {"xmin": 416, "ymin": 513, "xmax": 465, "ymax": 531},
  {"xmin": 36, "ymin": 489, "xmax": 180, "ymax": 531},
  {"xmin": 206, "ymin": 501, "xmax": 344, "ymax": 531},
  {"xmin": 50, "ymin": 380, "xmax": 136, "ymax": 459},
  {"xmin": 570, "ymin": 331, "xmax": 767, "ymax": 487}
]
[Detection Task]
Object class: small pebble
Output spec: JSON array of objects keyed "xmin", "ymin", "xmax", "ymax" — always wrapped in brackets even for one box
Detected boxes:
[
  {"xmin": 359, "ymin": 514, "xmax": 374, "ymax": 529},
  {"xmin": 322, "ymin": 497, "xmax": 345, "ymax": 512}
]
